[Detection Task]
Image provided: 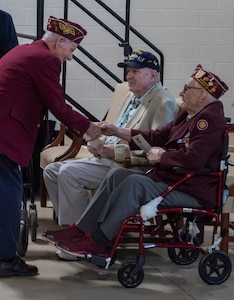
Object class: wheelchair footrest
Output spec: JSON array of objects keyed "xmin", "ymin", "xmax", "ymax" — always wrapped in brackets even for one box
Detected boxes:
[{"xmin": 90, "ymin": 255, "xmax": 107, "ymax": 268}]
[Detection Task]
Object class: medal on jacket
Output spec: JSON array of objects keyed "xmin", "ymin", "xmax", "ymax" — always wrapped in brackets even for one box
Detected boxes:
[{"xmin": 177, "ymin": 132, "xmax": 190, "ymax": 148}]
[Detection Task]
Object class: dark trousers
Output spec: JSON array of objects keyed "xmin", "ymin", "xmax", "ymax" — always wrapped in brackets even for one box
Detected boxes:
[
  {"xmin": 0, "ymin": 154, "xmax": 22, "ymax": 260},
  {"xmin": 77, "ymin": 167, "xmax": 201, "ymax": 241}
]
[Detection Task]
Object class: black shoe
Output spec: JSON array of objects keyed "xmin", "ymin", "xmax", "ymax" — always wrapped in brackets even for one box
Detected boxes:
[{"xmin": 0, "ymin": 256, "xmax": 38, "ymax": 277}]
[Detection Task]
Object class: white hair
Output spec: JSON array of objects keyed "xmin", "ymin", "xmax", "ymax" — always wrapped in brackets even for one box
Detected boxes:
[
  {"xmin": 207, "ymin": 92, "xmax": 218, "ymax": 102},
  {"xmin": 42, "ymin": 31, "xmax": 70, "ymax": 44},
  {"xmin": 43, "ymin": 31, "xmax": 60, "ymax": 41}
]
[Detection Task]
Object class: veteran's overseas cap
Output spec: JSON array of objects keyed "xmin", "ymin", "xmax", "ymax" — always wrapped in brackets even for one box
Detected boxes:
[
  {"xmin": 191, "ymin": 64, "xmax": 228, "ymax": 99},
  {"xmin": 47, "ymin": 16, "xmax": 87, "ymax": 45}
]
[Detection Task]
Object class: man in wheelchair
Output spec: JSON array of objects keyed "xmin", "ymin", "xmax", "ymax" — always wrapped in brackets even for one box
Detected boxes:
[{"xmin": 44, "ymin": 64, "xmax": 229, "ymax": 258}]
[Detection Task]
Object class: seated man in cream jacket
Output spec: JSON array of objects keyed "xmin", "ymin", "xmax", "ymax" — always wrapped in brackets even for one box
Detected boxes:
[{"xmin": 43, "ymin": 50, "xmax": 177, "ymax": 227}]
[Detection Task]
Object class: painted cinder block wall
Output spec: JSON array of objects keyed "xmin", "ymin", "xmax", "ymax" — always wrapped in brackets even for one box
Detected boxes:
[{"xmin": 1, "ymin": 0, "xmax": 234, "ymax": 121}]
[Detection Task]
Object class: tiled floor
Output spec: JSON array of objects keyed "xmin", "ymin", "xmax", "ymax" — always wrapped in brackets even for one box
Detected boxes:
[{"xmin": 1, "ymin": 199, "xmax": 234, "ymax": 300}]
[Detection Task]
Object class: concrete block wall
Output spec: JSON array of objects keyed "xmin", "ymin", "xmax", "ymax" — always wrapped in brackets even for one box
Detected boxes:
[{"xmin": 1, "ymin": 0, "xmax": 234, "ymax": 121}]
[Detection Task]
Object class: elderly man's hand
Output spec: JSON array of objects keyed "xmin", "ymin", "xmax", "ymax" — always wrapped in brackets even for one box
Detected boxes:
[
  {"xmin": 87, "ymin": 143, "xmax": 115, "ymax": 159},
  {"xmin": 87, "ymin": 143, "xmax": 99, "ymax": 156},
  {"xmin": 99, "ymin": 121, "xmax": 117, "ymax": 136},
  {"xmin": 147, "ymin": 147, "xmax": 165, "ymax": 164},
  {"xmin": 97, "ymin": 144, "xmax": 115, "ymax": 158},
  {"xmin": 85, "ymin": 122, "xmax": 101, "ymax": 140}
]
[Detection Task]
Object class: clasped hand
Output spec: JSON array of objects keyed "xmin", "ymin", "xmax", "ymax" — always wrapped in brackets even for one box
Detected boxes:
[
  {"xmin": 87, "ymin": 143, "xmax": 115, "ymax": 159},
  {"xmin": 98, "ymin": 121, "xmax": 117, "ymax": 136},
  {"xmin": 147, "ymin": 147, "xmax": 165, "ymax": 164},
  {"xmin": 84, "ymin": 121, "xmax": 115, "ymax": 142},
  {"xmin": 85, "ymin": 122, "xmax": 102, "ymax": 140}
]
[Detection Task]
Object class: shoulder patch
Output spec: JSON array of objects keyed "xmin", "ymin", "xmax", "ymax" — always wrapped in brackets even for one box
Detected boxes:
[{"xmin": 197, "ymin": 119, "xmax": 208, "ymax": 130}]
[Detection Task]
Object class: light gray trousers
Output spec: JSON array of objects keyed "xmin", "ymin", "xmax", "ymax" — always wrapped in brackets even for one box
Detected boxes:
[
  {"xmin": 76, "ymin": 167, "xmax": 202, "ymax": 241},
  {"xmin": 43, "ymin": 157, "xmax": 112, "ymax": 225}
]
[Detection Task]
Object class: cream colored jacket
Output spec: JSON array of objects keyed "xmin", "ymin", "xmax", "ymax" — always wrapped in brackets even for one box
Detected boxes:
[{"xmin": 101, "ymin": 82, "xmax": 178, "ymax": 167}]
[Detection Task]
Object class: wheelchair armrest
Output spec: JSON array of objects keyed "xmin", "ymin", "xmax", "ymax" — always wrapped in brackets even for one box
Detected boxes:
[{"xmin": 172, "ymin": 167, "xmax": 212, "ymax": 174}]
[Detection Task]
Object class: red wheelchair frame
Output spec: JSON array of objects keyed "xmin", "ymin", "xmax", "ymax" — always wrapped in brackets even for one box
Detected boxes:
[{"xmin": 79, "ymin": 124, "xmax": 234, "ymax": 288}]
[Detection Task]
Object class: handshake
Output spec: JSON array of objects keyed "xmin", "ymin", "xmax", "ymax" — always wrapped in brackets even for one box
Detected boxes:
[
  {"xmin": 84, "ymin": 121, "xmax": 117, "ymax": 143},
  {"xmin": 83, "ymin": 121, "xmax": 116, "ymax": 151}
]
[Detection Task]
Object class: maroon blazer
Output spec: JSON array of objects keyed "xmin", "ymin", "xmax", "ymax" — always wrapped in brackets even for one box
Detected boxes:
[
  {"xmin": 130, "ymin": 101, "xmax": 227, "ymax": 209},
  {"xmin": 0, "ymin": 40, "xmax": 90, "ymax": 166}
]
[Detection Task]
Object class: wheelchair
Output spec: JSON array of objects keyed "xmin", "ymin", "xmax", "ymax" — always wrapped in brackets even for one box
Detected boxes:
[
  {"xmin": 17, "ymin": 157, "xmax": 38, "ymax": 257},
  {"xmin": 71, "ymin": 124, "xmax": 234, "ymax": 288}
]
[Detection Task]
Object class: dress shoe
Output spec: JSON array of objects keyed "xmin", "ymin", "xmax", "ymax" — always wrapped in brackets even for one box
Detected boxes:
[
  {"xmin": 42, "ymin": 223, "xmax": 83, "ymax": 244},
  {"xmin": 56, "ymin": 235, "xmax": 107, "ymax": 257},
  {"xmin": 0, "ymin": 256, "xmax": 38, "ymax": 277}
]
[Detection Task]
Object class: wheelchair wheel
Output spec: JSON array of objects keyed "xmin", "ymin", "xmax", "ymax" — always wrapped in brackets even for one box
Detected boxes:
[
  {"xmin": 118, "ymin": 262, "xmax": 144, "ymax": 288},
  {"xmin": 17, "ymin": 219, "xmax": 29, "ymax": 257},
  {"xmin": 17, "ymin": 208, "xmax": 29, "ymax": 257},
  {"xmin": 198, "ymin": 250, "xmax": 232, "ymax": 285},
  {"xmin": 168, "ymin": 234, "xmax": 200, "ymax": 265},
  {"xmin": 29, "ymin": 207, "xmax": 37, "ymax": 242}
]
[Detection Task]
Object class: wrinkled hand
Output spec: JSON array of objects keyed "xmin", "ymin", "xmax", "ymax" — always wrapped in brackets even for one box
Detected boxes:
[
  {"xmin": 147, "ymin": 147, "xmax": 165, "ymax": 165},
  {"xmin": 87, "ymin": 143, "xmax": 99, "ymax": 156},
  {"xmin": 87, "ymin": 143, "xmax": 115, "ymax": 159},
  {"xmin": 85, "ymin": 122, "xmax": 101, "ymax": 140},
  {"xmin": 99, "ymin": 121, "xmax": 117, "ymax": 136},
  {"xmin": 97, "ymin": 144, "xmax": 115, "ymax": 158}
]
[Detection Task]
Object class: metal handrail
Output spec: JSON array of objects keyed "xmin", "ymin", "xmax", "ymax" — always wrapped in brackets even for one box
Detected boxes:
[
  {"xmin": 95, "ymin": 0, "xmax": 164, "ymax": 82},
  {"xmin": 70, "ymin": 0, "xmax": 164, "ymax": 83},
  {"xmin": 18, "ymin": 0, "xmax": 164, "ymax": 121},
  {"xmin": 17, "ymin": 33, "xmax": 37, "ymax": 40}
]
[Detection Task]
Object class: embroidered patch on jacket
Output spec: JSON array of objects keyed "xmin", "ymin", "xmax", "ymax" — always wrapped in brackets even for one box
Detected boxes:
[{"xmin": 197, "ymin": 119, "xmax": 208, "ymax": 130}]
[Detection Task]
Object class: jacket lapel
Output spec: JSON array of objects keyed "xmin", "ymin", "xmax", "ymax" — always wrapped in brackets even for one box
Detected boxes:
[{"xmin": 166, "ymin": 116, "xmax": 194, "ymax": 145}]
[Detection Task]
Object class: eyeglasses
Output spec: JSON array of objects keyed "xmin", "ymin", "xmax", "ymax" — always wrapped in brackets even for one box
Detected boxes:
[{"xmin": 183, "ymin": 84, "xmax": 202, "ymax": 93}]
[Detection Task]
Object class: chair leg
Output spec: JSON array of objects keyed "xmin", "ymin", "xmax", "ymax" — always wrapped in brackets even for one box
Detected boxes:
[
  {"xmin": 40, "ymin": 168, "xmax": 47, "ymax": 207},
  {"xmin": 53, "ymin": 209, "xmax": 58, "ymax": 223},
  {"xmin": 220, "ymin": 213, "xmax": 229, "ymax": 254}
]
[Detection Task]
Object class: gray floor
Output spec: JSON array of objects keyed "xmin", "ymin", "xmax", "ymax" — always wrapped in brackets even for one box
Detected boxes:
[{"xmin": 1, "ymin": 199, "xmax": 234, "ymax": 300}]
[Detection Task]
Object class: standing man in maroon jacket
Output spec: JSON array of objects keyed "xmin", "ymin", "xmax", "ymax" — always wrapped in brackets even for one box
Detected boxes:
[{"xmin": 0, "ymin": 16, "xmax": 100, "ymax": 277}]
